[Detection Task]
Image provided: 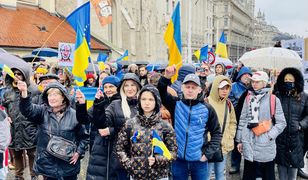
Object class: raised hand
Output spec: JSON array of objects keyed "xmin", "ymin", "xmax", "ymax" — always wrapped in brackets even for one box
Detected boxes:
[
  {"xmin": 164, "ymin": 65, "xmax": 176, "ymax": 79},
  {"xmin": 17, "ymin": 81, "xmax": 28, "ymax": 98},
  {"xmin": 95, "ymin": 88, "xmax": 104, "ymax": 99},
  {"xmin": 75, "ymin": 89, "xmax": 86, "ymax": 104}
]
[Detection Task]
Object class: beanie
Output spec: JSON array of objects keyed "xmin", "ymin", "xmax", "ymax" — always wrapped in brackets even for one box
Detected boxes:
[{"xmin": 102, "ymin": 75, "xmax": 120, "ymax": 87}]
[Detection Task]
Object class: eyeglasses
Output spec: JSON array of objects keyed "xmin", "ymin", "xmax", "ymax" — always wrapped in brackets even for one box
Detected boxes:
[{"xmin": 13, "ymin": 72, "xmax": 22, "ymax": 76}]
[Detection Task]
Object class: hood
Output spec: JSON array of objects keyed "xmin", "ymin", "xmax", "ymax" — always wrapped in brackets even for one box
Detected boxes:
[
  {"xmin": 118, "ymin": 73, "xmax": 141, "ymax": 89},
  {"xmin": 177, "ymin": 64, "xmax": 196, "ymax": 82},
  {"xmin": 235, "ymin": 66, "xmax": 252, "ymax": 82},
  {"xmin": 5, "ymin": 65, "xmax": 31, "ymax": 86},
  {"xmin": 41, "ymin": 82, "xmax": 70, "ymax": 107},
  {"xmin": 209, "ymin": 75, "xmax": 232, "ymax": 102},
  {"xmin": 215, "ymin": 63, "xmax": 226, "ymax": 75},
  {"xmin": 274, "ymin": 67, "xmax": 304, "ymax": 94},
  {"xmin": 137, "ymin": 84, "xmax": 161, "ymax": 115}
]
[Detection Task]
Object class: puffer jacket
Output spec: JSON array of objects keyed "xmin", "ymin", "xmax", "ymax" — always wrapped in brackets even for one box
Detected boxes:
[
  {"xmin": 2, "ymin": 65, "xmax": 38, "ymax": 150},
  {"xmin": 208, "ymin": 75, "xmax": 237, "ymax": 154},
  {"xmin": 273, "ymin": 67, "xmax": 308, "ymax": 168},
  {"xmin": 76, "ymin": 93, "xmax": 121, "ymax": 180},
  {"xmin": 19, "ymin": 83, "xmax": 88, "ymax": 178},
  {"xmin": 116, "ymin": 85, "xmax": 177, "ymax": 180},
  {"xmin": 236, "ymin": 88, "xmax": 286, "ymax": 162}
]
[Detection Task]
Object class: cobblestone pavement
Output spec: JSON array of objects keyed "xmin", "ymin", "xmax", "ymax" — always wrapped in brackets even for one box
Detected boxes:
[{"xmin": 6, "ymin": 152, "xmax": 306, "ymax": 180}]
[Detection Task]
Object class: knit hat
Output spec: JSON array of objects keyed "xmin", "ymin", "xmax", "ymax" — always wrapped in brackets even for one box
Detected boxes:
[
  {"xmin": 36, "ymin": 67, "xmax": 48, "ymax": 75},
  {"xmin": 102, "ymin": 75, "xmax": 120, "ymax": 87},
  {"xmin": 86, "ymin": 73, "xmax": 95, "ymax": 80},
  {"xmin": 177, "ymin": 64, "xmax": 196, "ymax": 82},
  {"xmin": 138, "ymin": 84, "xmax": 161, "ymax": 115}
]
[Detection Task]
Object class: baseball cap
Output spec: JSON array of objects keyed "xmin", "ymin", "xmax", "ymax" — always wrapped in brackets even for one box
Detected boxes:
[
  {"xmin": 250, "ymin": 71, "xmax": 269, "ymax": 83},
  {"xmin": 218, "ymin": 80, "xmax": 230, "ymax": 88},
  {"xmin": 183, "ymin": 74, "xmax": 201, "ymax": 86}
]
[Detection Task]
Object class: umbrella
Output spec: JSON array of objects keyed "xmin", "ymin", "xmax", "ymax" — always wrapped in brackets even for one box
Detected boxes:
[
  {"xmin": 214, "ymin": 57, "xmax": 233, "ymax": 69},
  {"xmin": 0, "ymin": 52, "xmax": 31, "ymax": 69},
  {"xmin": 239, "ymin": 47, "xmax": 302, "ymax": 70},
  {"xmin": 22, "ymin": 54, "xmax": 46, "ymax": 62},
  {"xmin": 32, "ymin": 47, "xmax": 58, "ymax": 57},
  {"xmin": 146, "ymin": 64, "xmax": 161, "ymax": 71}
]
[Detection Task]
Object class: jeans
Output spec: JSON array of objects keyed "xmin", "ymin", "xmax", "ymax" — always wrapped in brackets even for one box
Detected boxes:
[
  {"xmin": 172, "ymin": 158, "xmax": 208, "ymax": 180},
  {"xmin": 277, "ymin": 165, "xmax": 298, "ymax": 180},
  {"xmin": 206, "ymin": 155, "xmax": 227, "ymax": 180}
]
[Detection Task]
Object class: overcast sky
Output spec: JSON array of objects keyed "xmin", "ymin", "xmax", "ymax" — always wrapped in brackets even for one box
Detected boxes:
[{"xmin": 255, "ymin": 0, "xmax": 308, "ymax": 37}]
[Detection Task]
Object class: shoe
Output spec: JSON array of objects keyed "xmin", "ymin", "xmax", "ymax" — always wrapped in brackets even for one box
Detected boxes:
[
  {"xmin": 229, "ymin": 167, "xmax": 240, "ymax": 174},
  {"xmin": 8, "ymin": 162, "xmax": 15, "ymax": 170},
  {"xmin": 298, "ymin": 168, "xmax": 308, "ymax": 179}
]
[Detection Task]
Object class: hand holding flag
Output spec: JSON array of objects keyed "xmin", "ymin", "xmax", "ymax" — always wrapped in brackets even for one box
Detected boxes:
[
  {"xmin": 152, "ymin": 130, "xmax": 172, "ymax": 160},
  {"xmin": 0, "ymin": 64, "xmax": 15, "ymax": 79}
]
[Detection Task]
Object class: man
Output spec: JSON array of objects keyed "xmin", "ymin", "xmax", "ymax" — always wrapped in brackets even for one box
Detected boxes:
[
  {"xmin": 138, "ymin": 65, "xmax": 148, "ymax": 86},
  {"xmin": 158, "ymin": 66, "xmax": 222, "ymax": 180},
  {"xmin": 1, "ymin": 66, "xmax": 38, "ymax": 180},
  {"xmin": 196, "ymin": 63, "xmax": 212, "ymax": 95},
  {"xmin": 170, "ymin": 64, "xmax": 196, "ymax": 97}
]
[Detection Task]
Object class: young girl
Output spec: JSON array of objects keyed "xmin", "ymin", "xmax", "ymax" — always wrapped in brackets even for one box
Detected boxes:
[{"xmin": 116, "ymin": 85, "xmax": 177, "ymax": 180}]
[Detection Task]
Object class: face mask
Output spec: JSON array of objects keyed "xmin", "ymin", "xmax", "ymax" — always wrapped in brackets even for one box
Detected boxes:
[{"xmin": 284, "ymin": 82, "xmax": 295, "ymax": 91}]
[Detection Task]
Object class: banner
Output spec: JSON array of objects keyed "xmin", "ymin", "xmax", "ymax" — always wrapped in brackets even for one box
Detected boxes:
[
  {"xmin": 91, "ymin": 0, "xmax": 112, "ymax": 27},
  {"xmin": 58, "ymin": 42, "xmax": 75, "ymax": 67}
]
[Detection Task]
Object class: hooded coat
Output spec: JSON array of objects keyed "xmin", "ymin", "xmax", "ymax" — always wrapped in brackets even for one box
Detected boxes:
[
  {"xmin": 2, "ymin": 66, "xmax": 39, "ymax": 150},
  {"xmin": 116, "ymin": 85, "xmax": 177, "ymax": 180},
  {"xmin": 19, "ymin": 83, "xmax": 89, "ymax": 178},
  {"xmin": 208, "ymin": 75, "xmax": 237, "ymax": 154},
  {"xmin": 273, "ymin": 67, "xmax": 308, "ymax": 168}
]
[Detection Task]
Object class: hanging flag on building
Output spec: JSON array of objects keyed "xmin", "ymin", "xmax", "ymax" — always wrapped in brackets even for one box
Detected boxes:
[
  {"xmin": 91, "ymin": 0, "xmax": 112, "ymax": 27},
  {"xmin": 116, "ymin": 50, "xmax": 128, "ymax": 62},
  {"xmin": 215, "ymin": 32, "xmax": 228, "ymax": 58},
  {"xmin": 152, "ymin": 130, "xmax": 172, "ymax": 160},
  {"xmin": 164, "ymin": 2, "xmax": 182, "ymax": 83},
  {"xmin": 194, "ymin": 45, "xmax": 208, "ymax": 62},
  {"xmin": 67, "ymin": 1, "xmax": 91, "ymax": 86}
]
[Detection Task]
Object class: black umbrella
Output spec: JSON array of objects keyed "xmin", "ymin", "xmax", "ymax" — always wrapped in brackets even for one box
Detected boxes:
[
  {"xmin": 0, "ymin": 52, "xmax": 31, "ymax": 69},
  {"xmin": 22, "ymin": 54, "xmax": 46, "ymax": 62},
  {"xmin": 32, "ymin": 47, "xmax": 58, "ymax": 57}
]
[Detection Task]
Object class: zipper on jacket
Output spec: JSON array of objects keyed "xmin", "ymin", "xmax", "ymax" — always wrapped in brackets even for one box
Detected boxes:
[{"xmin": 183, "ymin": 101, "xmax": 192, "ymax": 160}]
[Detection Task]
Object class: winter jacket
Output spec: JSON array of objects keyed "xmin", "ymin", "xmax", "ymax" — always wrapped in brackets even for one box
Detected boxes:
[
  {"xmin": 19, "ymin": 83, "xmax": 88, "ymax": 178},
  {"xmin": 273, "ymin": 67, "xmax": 308, "ymax": 168},
  {"xmin": 76, "ymin": 93, "xmax": 121, "ymax": 180},
  {"xmin": 0, "ymin": 107, "xmax": 10, "ymax": 153},
  {"xmin": 2, "ymin": 66, "xmax": 38, "ymax": 150},
  {"xmin": 236, "ymin": 88, "xmax": 286, "ymax": 162},
  {"xmin": 116, "ymin": 84, "xmax": 177, "ymax": 180},
  {"xmin": 208, "ymin": 75, "xmax": 237, "ymax": 154},
  {"xmin": 158, "ymin": 76, "xmax": 222, "ymax": 161}
]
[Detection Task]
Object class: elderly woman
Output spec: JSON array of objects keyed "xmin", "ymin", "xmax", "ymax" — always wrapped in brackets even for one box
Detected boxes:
[
  {"xmin": 236, "ymin": 71, "xmax": 286, "ymax": 180},
  {"xmin": 17, "ymin": 81, "xmax": 88, "ymax": 180}
]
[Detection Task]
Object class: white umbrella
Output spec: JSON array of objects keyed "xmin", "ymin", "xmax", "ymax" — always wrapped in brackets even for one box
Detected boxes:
[
  {"xmin": 214, "ymin": 57, "xmax": 233, "ymax": 68},
  {"xmin": 239, "ymin": 47, "xmax": 302, "ymax": 70}
]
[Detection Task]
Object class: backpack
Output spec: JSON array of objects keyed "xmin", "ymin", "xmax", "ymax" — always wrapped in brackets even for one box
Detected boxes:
[{"xmin": 246, "ymin": 93, "xmax": 276, "ymax": 124}]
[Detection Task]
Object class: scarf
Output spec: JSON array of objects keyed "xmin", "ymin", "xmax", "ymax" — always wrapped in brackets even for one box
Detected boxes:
[{"xmin": 247, "ymin": 88, "xmax": 270, "ymax": 124}]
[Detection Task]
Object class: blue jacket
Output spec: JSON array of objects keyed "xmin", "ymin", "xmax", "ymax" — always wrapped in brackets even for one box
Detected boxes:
[{"xmin": 158, "ymin": 76, "xmax": 222, "ymax": 161}]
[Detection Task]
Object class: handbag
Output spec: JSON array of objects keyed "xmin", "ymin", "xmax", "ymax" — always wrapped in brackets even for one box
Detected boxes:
[
  {"xmin": 252, "ymin": 119, "xmax": 272, "ymax": 136},
  {"xmin": 208, "ymin": 101, "xmax": 229, "ymax": 163},
  {"xmin": 46, "ymin": 117, "xmax": 77, "ymax": 162}
]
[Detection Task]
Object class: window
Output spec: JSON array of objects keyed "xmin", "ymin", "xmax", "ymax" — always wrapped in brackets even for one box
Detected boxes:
[
  {"xmin": 224, "ymin": 4, "xmax": 228, "ymax": 13},
  {"xmin": 224, "ymin": 18, "xmax": 228, "ymax": 27},
  {"xmin": 166, "ymin": 0, "xmax": 169, "ymax": 14}
]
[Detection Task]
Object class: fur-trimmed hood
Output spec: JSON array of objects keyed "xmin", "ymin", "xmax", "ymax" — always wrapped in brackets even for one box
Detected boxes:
[{"xmin": 274, "ymin": 67, "xmax": 304, "ymax": 93}]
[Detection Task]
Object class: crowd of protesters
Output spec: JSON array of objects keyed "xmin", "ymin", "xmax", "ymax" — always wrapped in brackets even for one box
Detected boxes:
[{"xmin": 0, "ymin": 57, "xmax": 307, "ymax": 180}]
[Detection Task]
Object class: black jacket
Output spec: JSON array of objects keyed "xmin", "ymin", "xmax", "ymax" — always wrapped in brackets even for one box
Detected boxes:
[
  {"xmin": 157, "ymin": 76, "xmax": 222, "ymax": 160},
  {"xmin": 273, "ymin": 68, "xmax": 308, "ymax": 168},
  {"xmin": 76, "ymin": 93, "xmax": 121, "ymax": 180},
  {"xmin": 19, "ymin": 83, "xmax": 88, "ymax": 178}
]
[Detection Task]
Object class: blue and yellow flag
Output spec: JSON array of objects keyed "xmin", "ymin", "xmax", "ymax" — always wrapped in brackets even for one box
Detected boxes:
[
  {"xmin": 67, "ymin": 2, "xmax": 91, "ymax": 86},
  {"xmin": 215, "ymin": 32, "xmax": 228, "ymax": 58},
  {"xmin": 97, "ymin": 53, "xmax": 108, "ymax": 71},
  {"xmin": 164, "ymin": 2, "xmax": 182, "ymax": 82},
  {"xmin": 74, "ymin": 87, "xmax": 97, "ymax": 109},
  {"xmin": 152, "ymin": 130, "xmax": 172, "ymax": 160},
  {"xmin": 116, "ymin": 50, "xmax": 128, "ymax": 62},
  {"xmin": 0, "ymin": 64, "xmax": 15, "ymax": 79},
  {"xmin": 194, "ymin": 45, "xmax": 208, "ymax": 62},
  {"xmin": 131, "ymin": 131, "xmax": 139, "ymax": 143}
]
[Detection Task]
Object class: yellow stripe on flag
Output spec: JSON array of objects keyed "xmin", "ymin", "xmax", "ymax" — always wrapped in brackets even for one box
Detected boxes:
[{"xmin": 152, "ymin": 138, "xmax": 172, "ymax": 160}]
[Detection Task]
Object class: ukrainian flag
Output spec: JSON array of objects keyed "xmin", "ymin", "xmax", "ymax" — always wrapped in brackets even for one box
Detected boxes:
[
  {"xmin": 164, "ymin": 2, "xmax": 182, "ymax": 82},
  {"xmin": 0, "ymin": 64, "xmax": 15, "ymax": 79},
  {"xmin": 97, "ymin": 53, "xmax": 108, "ymax": 71},
  {"xmin": 116, "ymin": 50, "xmax": 128, "ymax": 62},
  {"xmin": 152, "ymin": 130, "xmax": 172, "ymax": 160},
  {"xmin": 215, "ymin": 32, "xmax": 228, "ymax": 58},
  {"xmin": 194, "ymin": 45, "xmax": 208, "ymax": 62},
  {"xmin": 67, "ymin": 2, "xmax": 91, "ymax": 86}
]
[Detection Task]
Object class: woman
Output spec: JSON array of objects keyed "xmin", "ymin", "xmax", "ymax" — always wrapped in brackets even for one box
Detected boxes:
[
  {"xmin": 76, "ymin": 75, "xmax": 121, "ymax": 180},
  {"xmin": 273, "ymin": 67, "xmax": 308, "ymax": 180},
  {"xmin": 207, "ymin": 75, "xmax": 237, "ymax": 180},
  {"xmin": 236, "ymin": 71, "xmax": 286, "ymax": 180},
  {"xmin": 116, "ymin": 85, "xmax": 177, "ymax": 180},
  {"xmin": 93, "ymin": 73, "xmax": 141, "ymax": 179},
  {"xmin": 17, "ymin": 81, "xmax": 88, "ymax": 180}
]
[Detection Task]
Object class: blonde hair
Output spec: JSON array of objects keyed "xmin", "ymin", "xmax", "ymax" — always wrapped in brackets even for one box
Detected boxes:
[{"xmin": 120, "ymin": 80, "xmax": 140, "ymax": 119}]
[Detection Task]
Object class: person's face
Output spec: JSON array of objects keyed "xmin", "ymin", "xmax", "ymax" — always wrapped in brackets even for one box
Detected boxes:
[
  {"xmin": 139, "ymin": 67, "xmax": 147, "ymax": 76},
  {"xmin": 36, "ymin": 73, "xmax": 44, "ymax": 80},
  {"xmin": 58, "ymin": 70, "xmax": 67, "ymax": 83},
  {"xmin": 88, "ymin": 78, "xmax": 94, "ymax": 84},
  {"xmin": 103, "ymin": 83, "xmax": 117, "ymax": 97},
  {"xmin": 199, "ymin": 65, "xmax": 210, "ymax": 77},
  {"xmin": 218, "ymin": 85, "xmax": 230, "ymax": 99},
  {"xmin": 47, "ymin": 89, "xmax": 65, "ymax": 108},
  {"xmin": 215, "ymin": 65, "xmax": 223, "ymax": 74},
  {"xmin": 284, "ymin": 74, "xmax": 295, "ymax": 82},
  {"xmin": 240, "ymin": 73, "xmax": 251, "ymax": 85},
  {"xmin": 251, "ymin": 80, "xmax": 265, "ymax": 91},
  {"xmin": 182, "ymin": 82, "xmax": 202, "ymax": 100},
  {"xmin": 131, "ymin": 66, "xmax": 138, "ymax": 73},
  {"xmin": 123, "ymin": 80, "xmax": 138, "ymax": 98},
  {"xmin": 140, "ymin": 91, "xmax": 156, "ymax": 115},
  {"xmin": 40, "ymin": 79, "xmax": 58, "ymax": 90},
  {"xmin": 13, "ymin": 70, "xmax": 24, "ymax": 82}
]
